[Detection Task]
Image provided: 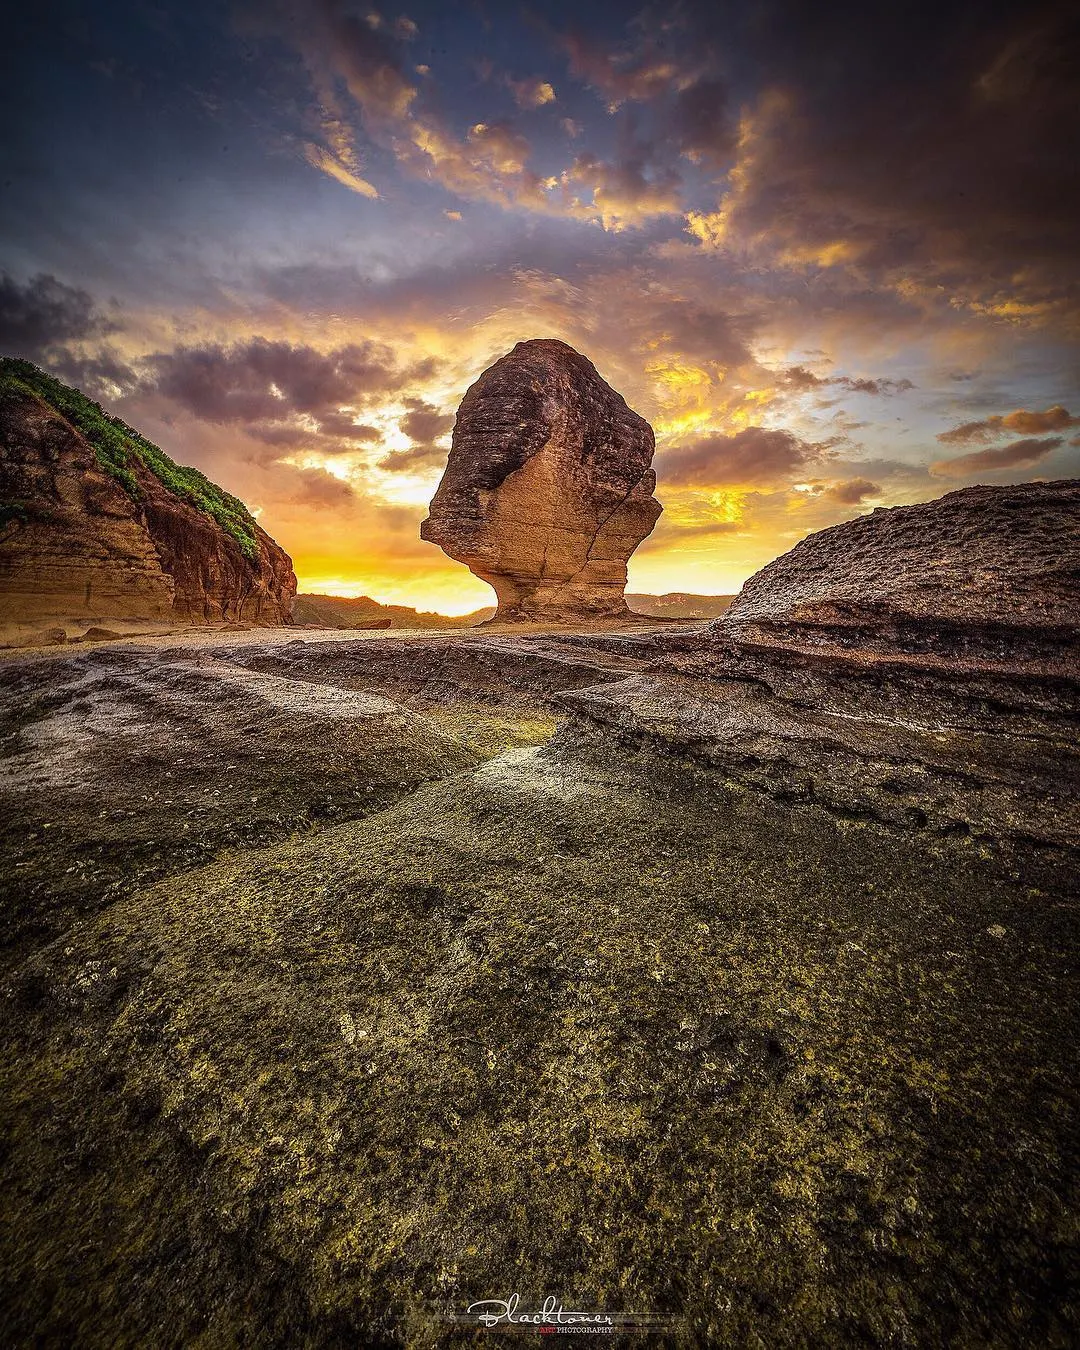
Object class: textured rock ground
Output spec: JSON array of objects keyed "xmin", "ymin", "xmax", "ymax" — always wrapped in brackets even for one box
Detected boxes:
[
  {"xmin": 0, "ymin": 361, "xmax": 296, "ymax": 627},
  {"xmin": 564, "ymin": 481, "xmax": 1080, "ymax": 854},
  {"xmin": 0, "ymin": 613, "xmax": 1077, "ymax": 1347},
  {"xmin": 1, "ymin": 481, "xmax": 1078, "ymax": 1346},
  {"xmin": 422, "ymin": 339, "xmax": 662, "ymax": 623}
]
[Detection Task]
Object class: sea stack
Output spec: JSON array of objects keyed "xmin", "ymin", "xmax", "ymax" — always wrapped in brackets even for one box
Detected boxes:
[{"xmin": 421, "ymin": 339, "xmax": 662, "ymax": 623}]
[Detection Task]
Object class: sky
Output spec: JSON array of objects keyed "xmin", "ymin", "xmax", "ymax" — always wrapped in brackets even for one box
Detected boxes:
[{"xmin": 2, "ymin": 0, "xmax": 1078, "ymax": 613}]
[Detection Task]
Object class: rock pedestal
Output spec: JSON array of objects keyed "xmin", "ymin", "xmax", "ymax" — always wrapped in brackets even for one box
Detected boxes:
[{"xmin": 421, "ymin": 339, "xmax": 662, "ymax": 623}]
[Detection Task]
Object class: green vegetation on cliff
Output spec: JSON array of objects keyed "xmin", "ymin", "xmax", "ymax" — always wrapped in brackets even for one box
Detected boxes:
[{"xmin": 0, "ymin": 357, "xmax": 259, "ymax": 561}]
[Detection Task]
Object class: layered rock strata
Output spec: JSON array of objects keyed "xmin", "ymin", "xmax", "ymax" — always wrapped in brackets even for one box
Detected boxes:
[
  {"xmin": 422, "ymin": 338, "xmax": 662, "ymax": 622},
  {"xmin": 560, "ymin": 481, "xmax": 1080, "ymax": 850},
  {"xmin": 0, "ymin": 362, "xmax": 296, "ymax": 625}
]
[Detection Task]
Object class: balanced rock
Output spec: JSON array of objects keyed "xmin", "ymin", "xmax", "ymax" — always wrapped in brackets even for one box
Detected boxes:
[
  {"xmin": 421, "ymin": 339, "xmax": 662, "ymax": 622},
  {"xmin": 0, "ymin": 359, "xmax": 296, "ymax": 626}
]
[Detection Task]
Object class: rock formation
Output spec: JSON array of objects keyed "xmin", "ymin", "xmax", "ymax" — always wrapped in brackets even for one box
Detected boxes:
[
  {"xmin": 0, "ymin": 359, "xmax": 296, "ymax": 627},
  {"xmin": 561, "ymin": 480, "xmax": 1080, "ymax": 851},
  {"xmin": 3, "ymin": 477, "xmax": 1078, "ymax": 1344},
  {"xmin": 3, "ymin": 600, "xmax": 1077, "ymax": 1345},
  {"xmin": 421, "ymin": 338, "xmax": 662, "ymax": 622}
]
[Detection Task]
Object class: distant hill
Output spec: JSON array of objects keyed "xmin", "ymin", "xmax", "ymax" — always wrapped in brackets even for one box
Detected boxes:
[
  {"xmin": 292, "ymin": 594, "xmax": 494, "ymax": 629},
  {"xmin": 293, "ymin": 591, "xmax": 735, "ymax": 629},
  {"xmin": 627, "ymin": 593, "xmax": 735, "ymax": 619}
]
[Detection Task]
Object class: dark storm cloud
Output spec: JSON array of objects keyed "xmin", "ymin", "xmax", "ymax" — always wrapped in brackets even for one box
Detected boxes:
[
  {"xmin": 660, "ymin": 426, "xmax": 815, "ymax": 489},
  {"xmin": 0, "ymin": 273, "xmax": 116, "ymax": 362},
  {"xmin": 147, "ymin": 338, "xmax": 412, "ymax": 425},
  {"xmin": 684, "ymin": 0, "xmax": 1080, "ymax": 324},
  {"xmin": 930, "ymin": 435, "xmax": 1065, "ymax": 478}
]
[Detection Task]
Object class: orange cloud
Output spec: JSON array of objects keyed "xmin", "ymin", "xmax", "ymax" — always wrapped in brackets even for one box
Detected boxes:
[
  {"xmin": 303, "ymin": 143, "xmax": 379, "ymax": 198},
  {"xmin": 930, "ymin": 436, "xmax": 1064, "ymax": 478},
  {"xmin": 507, "ymin": 77, "xmax": 556, "ymax": 109},
  {"xmin": 937, "ymin": 405, "xmax": 1078, "ymax": 444},
  {"xmin": 290, "ymin": 4, "xmax": 681, "ymax": 229}
]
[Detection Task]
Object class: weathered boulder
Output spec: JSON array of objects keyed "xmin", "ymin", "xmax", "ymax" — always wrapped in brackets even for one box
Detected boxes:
[
  {"xmin": 421, "ymin": 338, "xmax": 662, "ymax": 622},
  {"xmin": 720, "ymin": 479, "xmax": 1080, "ymax": 656},
  {"xmin": 560, "ymin": 481, "xmax": 1080, "ymax": 851},
  {"xmin": 0, "ymin": 359, "xmax": 296, "ymax": 626}
]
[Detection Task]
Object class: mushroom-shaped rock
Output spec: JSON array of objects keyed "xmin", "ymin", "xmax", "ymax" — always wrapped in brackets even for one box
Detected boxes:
[{"xmin": 421, "ymin": 339, "xmax": 662, "ymax": 623}]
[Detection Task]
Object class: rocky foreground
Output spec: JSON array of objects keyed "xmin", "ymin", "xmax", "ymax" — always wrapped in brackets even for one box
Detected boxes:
[{"xmin": 1, "ymin": 483, "xmax": 1078, "ymax": 1347}]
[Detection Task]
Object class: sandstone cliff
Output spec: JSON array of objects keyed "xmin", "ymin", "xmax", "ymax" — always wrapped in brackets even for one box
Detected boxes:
[
  {"xmin": 421, "ymin": 338, "xmax": 662, "ymax": 622},
  {"xmin": 0, "ymin": 359, "xmax": 295, "ymax": 626}
]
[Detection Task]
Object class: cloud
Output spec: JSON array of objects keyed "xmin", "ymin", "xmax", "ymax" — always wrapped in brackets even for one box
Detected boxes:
[
  {"xmin": 282, "ymin": 3, "xmax": 695, "ymax": 229},
  {"xmin": 466, "ymin": 121, "xmax": 532, "ymax": 175},
  {"xmin": 937, "ymin": 405, "xmax": 1078, "ymax": 444},
  {"xmin": 0, "ymin": 272, "xmax": 117, "ymax": 361},
  {"xmin": 930, "ymin": 435, "xmax": 1065, "ymax": 478},
  {"xmin": 507, "ymin": 77, "xmax": 556, "ymax": 109},
  {"xmin": 660, "ymin": 426, "xmax": 815, "ymax": 489},
  {"xmin": 681, "ymin": 4, "xmax": 1080, "ymax": 329},
  {"xmin": 303, "ymin": 143, "xmax": 379, "ymax": 198},
  {"xmin": 670, "ymin": 77, "xmax": 735, "ymax": 169},
  {"xmin": 552, "ymin": 20, "xmax": 735, "ymax": 200},
  {"xmin": 289, "ymin": 465, "xmax": 357, "ymax": 505},
  {"xmin": 377, "ymin": 443, "xmax": 446, "ymax": 472},
  {"xmin": 144, "ymin": 338, "xmax": 425, "ymax": 458},
  {"xmin": 780, "ymin": 365, "xmax": 915, "ymax": 397},
  {"xmin": 824, "ymin": 477, "xmax": 881, "ymax": 504},
  {"xmin": 399, "ymin": 399, "xmax": 453, "ymax": 443},
  {"xmin": 565, "ymin": 149, "xmax": 683, "ymax": 232},
  {"xmin": 842, "ymin": 376, "xmax": 915, "ymax": 396},
  {"xmin": 374, "ymin": 397, "xmax": 454, "ymax": 474},
  {"xmin": 308, "ymin": 1, "xmax": 418, "ymax": 124},
  {"xmin": 558, "ymin": 29, "xmax": 688, "ymax": 109}
]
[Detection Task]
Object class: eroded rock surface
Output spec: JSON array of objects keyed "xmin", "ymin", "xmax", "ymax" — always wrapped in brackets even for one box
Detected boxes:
[
  {"xmin": 421, "ymin": 339, "xmax": 662, "ymax": 622},
  {"xmin": 0, "ymin": 624, "xmax": 1076, "ymax": 1348},
  {"xmin": 2, "ymin": 481, "xmax": 1078, "ymax": 1347},
  {"xmin": 0, "ymin": 362, "xmax": 296, "ymax": 626},
  {"xmin": 561, "ymin": 480, "xmax": 1080, "ymax": 851}
]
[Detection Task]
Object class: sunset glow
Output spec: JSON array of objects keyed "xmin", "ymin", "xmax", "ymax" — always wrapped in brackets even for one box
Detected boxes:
[{"xmin": 2, "ymin": 0, "xmax": 1077, "ymax": 612}]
